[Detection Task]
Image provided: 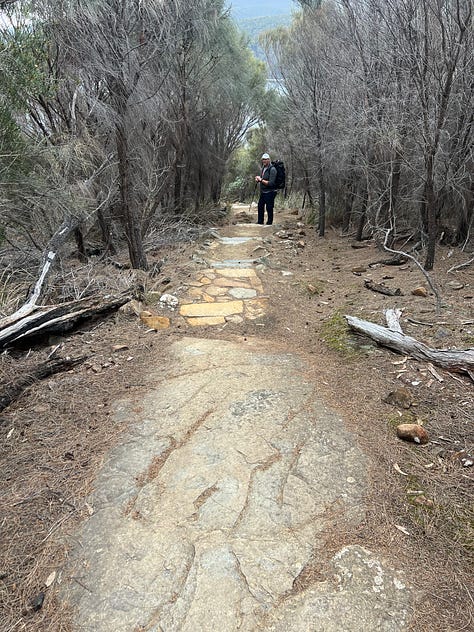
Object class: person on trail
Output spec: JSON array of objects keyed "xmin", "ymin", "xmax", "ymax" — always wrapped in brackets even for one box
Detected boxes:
[{"xmin": 255, "ymin": 153, "xmax": 277, "ymax": 225}]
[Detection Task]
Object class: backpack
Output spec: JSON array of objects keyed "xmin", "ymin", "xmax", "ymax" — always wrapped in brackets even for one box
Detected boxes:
[{"xmin": 271, "ymin": 160, "xmax": 286, "ymax": 190}]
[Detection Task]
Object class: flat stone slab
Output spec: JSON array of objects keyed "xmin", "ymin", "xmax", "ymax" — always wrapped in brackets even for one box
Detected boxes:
[
  {"xmin": 61, "ymin": 337, "xmax": 411, "ymax": 631},
  {"xmin": 179, "ymin": 301, "xmax": 244, "ymax": 316},
  {"xmin": 210, "ymin": 259, "xmax": 258, "ymax": 268},
  {"xmin": 180, "ymin": 300, "xmax": 244, "ymax": 317},
  {"xmin": 215, "ymin": 268, "xmax": 257, "ymax": 278},
  {"xmin": 218, "ymin": 237, "xmax": 258, "ymax": 245},
  {"xmin": 228, "ymin": 288, "xmax": 258, "ymax": 299},
  {"xmin": 187, "ymin": 316, "xmax": 226, "ymax": 327}
]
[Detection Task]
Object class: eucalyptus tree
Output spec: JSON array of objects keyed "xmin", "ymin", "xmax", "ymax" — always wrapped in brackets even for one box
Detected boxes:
[
  {"xmin": 361, "ymin": 0, "xmax": 474, "ymax": 268},
  {"xmin": 190, "ymin": 22, "xmax": 268, "ymax": 207},
  {"xmin": 159, "ymin": 2, "xmax": 267, "ymax": 215},
  {"xmin": 263, "ymin": 4, "xmax": 344, "ymax": 236},
  {"xmin": 264, "ymin": 0, "xmax": 473, "ymax": 268}
]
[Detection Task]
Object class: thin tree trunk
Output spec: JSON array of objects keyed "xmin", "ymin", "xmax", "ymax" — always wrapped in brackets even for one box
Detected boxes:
[
  {"xmin": 424, "ymin": 155, "xmax": 437, "ymax": 271},
  {"xmin": 74, "ymin": 227, "xmax": 87, "ymax": 263},
  {"xmin": 116, "ymin": 115, "xmax": 147, "ymax": 270}
]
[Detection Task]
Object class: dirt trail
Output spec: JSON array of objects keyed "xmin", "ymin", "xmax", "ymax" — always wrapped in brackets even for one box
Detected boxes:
[{"xmin": 61, "ymin": 209, "xmax": 412, "ymax": 631}]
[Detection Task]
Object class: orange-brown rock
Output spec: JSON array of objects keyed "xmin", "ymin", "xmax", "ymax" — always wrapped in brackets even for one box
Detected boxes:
[
  {"xmin": 396, "ymin": 423, "xmax": 429, "ymax": 444},
  {"xmin": 412, "ymin": 286, "xmax": 428, "ymax": 297},
  {"xmin": 139, "ymin": 311, "xmax": 170, "ymax": 330}
]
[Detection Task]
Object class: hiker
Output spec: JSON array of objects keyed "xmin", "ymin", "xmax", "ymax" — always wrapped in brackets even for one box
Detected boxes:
[{"xmin": 255, "ymin": 153, "xmax": 277, "ymax": 225}]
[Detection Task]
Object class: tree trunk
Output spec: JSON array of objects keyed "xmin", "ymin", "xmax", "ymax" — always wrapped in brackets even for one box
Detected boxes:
[
  {"xmin": 74, "ymin": 227, "xmax": 87, "ymax": 263},
  {"xmin": 342, "ymin": 175, "xmax": 355, "ymax": 233},
  {"xmin": 0, "ymin": 291, "xmax": 133, "ymax": 348},
  {"xmin": 424, "ymin": 155, "xmax": 437, "ymax": 271},
  {"xmin": 116, "ymin": 117, "xmax": 147, "ymax": 270},
  {"xmin": 355, "ymin": 189, "xmax": 368, "ymax": 241},
  {"xmin": 97, "ymin": 208, "xmax": 117, "ymax": 256},
  {"xmin": 0, "ymin": 215, "xmax": 82, "ymax": 329}
]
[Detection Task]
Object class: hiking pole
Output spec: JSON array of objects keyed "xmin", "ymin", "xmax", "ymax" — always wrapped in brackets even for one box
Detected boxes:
[{"xmin": 249, "ymin": 182, "xmax": 258, "ymax": 213}]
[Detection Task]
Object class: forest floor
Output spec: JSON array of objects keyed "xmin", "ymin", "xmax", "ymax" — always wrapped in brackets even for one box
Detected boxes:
[{"xmin": 0, "ymin": 203, "xmax": 473, "ymax": 631}]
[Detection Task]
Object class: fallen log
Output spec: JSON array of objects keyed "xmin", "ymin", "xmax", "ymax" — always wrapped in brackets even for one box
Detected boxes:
[
  {"xmin": 364, "ymin": 279, "xmax": 403, "ymax": 296},
  {"xmin": 0, "ymin": 291, "xmax": 132, "ymax": 347},
  {"xmin": 0, "ymin": 356, "xmax": 87, "ymax": 415},
  {"xmin": 345, "ymin": 314, "xmax": 474, "ymax": 377}
]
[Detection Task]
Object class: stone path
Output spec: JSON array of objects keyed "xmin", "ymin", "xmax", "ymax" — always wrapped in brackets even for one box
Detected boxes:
[
  {"xmin": 179, "ymin": 222, "xmax": 269, "ymax": 327},
  {"xmin": 62, "ymin": 209, "xmax": 412, "ymax": 630}
]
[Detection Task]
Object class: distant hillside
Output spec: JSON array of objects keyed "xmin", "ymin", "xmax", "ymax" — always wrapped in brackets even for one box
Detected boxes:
[
  {"xmin": 228, "ymin": 0, "xmax": 295, "ymax": 20},
  {"xmin": 238, "ymin": 14, "xmax": 291, "ymax": 60}
]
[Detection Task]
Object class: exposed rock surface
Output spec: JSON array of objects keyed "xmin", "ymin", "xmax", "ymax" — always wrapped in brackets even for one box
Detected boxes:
[{"xmin": 62, "ymin": 209, "xmax": 412, "ymax": 631}]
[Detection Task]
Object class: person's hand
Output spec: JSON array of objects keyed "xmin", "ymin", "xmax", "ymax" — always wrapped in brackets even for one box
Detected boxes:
[{"xmin": 255, "ymin": 176, "xmax": 261, "ymax": 182}]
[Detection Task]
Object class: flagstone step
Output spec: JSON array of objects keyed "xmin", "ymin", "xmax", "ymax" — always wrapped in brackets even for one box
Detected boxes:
[{"xmin": 180, "ymin": 300, "xmax": 244, "ymax": 318}]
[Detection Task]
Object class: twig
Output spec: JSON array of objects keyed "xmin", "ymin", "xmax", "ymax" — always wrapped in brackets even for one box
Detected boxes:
[
  {"xmin": 447, "ymin": 256, "xmax": 474, "ymax": 273},
  {"xmin": 380, "ymin": 228, "xmax": 442, "ymax": 313}
]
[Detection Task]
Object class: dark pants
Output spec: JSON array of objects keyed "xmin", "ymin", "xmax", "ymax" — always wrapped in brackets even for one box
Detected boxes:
[{"xmin": 257, "ymin": 191, "xmax": 277, "ymax": 225}]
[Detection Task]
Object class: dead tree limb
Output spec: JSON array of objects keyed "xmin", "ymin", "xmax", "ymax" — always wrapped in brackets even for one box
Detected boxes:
[
  {"xmin": 447, "ymin": 256, "xmax": 474, "ymax": 273},
  {"xmin": 0, "ymin": 291, "xmax": 132, "ymax": 347},
  {"xmin": 369, "ymin": 255, "xmax": 408, "ymax": 266},
  {"xmin": 345, "ymin": 314, "xmax": 474, "ymax": 377},
  {"xmin": 379, "ymin": 229, "xmax": 442, "ymax": 313},
  {"xmin": 0, "ymin": 216, "xmax": 82, "ymax": 330},
  {"xmin": 384, "ymin": 308, "xmax": 404, "ymax": 333}
]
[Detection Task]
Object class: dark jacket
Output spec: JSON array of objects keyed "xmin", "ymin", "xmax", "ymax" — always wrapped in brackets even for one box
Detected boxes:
[{"xmin": 260, "ymin": 164, "xmax": 277, "ymax": 193}]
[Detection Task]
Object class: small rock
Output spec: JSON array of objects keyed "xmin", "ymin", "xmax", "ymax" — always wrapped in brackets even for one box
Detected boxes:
[
  {"xmin": 412, "ymin": 286, "xmax": 428, "ymax": 297},
  {"xmin": 384, "ymin": 387, "xmax": 414, "ymax": 409},
  {"xmin": 412, "ymin": 495, "xmax": 434, "ymax": 507},
  {"xmin": 225, "ymin": 315, "xmax": 244, "ymax": 324},
  {"xmin": 111, "ymin": 344, "xmax": 129, "ymax": 353},
  {"xmin": 159, "ymin": 293, "xmax": 179, "ymax": 309},
  {"xmin": 45, "ymin": 571, "xmax": 56, "ymax": 587},
  {"xmin": 118, "ymin": 299, "xmax": 142, "ymax": 317},
  {"xmin": 297, "ymin": 240, "xmax": 305, "ymax": 248},
  {"xmin": 30, "ymin": 592, "xmax": 45, "ymax": 611},
  {"xmin": 396, "ymin": 423, "xmax": 429, "ymax": 444},
  {"xmin": 450, "ymin": 450, "xmax": 474, "ymax": 467},
  {"xmin": 144, "ymin": 291, "xmax": 162, "ymax": 303},
  {"xmin": 352, "ymin": 266, "xmax": 367, "ymax": 273}
]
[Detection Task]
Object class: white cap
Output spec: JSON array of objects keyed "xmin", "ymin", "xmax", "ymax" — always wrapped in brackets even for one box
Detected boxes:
[{"xmin": 261, "ymin": 153, "xmax": 270, "ymax": 160}]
